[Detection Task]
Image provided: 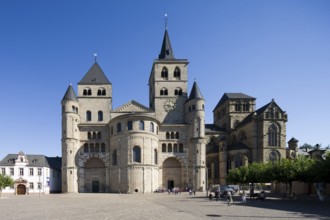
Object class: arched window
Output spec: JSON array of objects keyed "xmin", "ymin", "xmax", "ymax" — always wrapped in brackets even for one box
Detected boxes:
[
  {"xmin": 97, "ymin": 88, "xmax": 106, "ymax": 96},
  {"xmin": 160, "ymin": 88, "xmax": 168, "ymax": 96},
  {"xmin": 161, "ymin": 67, "xmax": 168, "ymax": 79},
  {"xmin": 173, "ymin": 144, "xmax": 178, "ymax": 152},
  {"xmin": 170, "ymin": 132, "xmax": 175, "ymax": 139},
  {"xmin": 98, "ymin": 111, "xmax": 103, "ymax": 121},
  {"xmin": 168, "ymin": 144, "xmax": 172, "ymax": 152},
  {"xmin": 84, "ymin": 143, "xmax": 89, "ymax": 153},
  {"xmin": 179, "ymin": 143, "xmax": 183, "ymax": 153},
  {"xmin": 269, "ymin": 150, "xmax": 280, "ymax": 164},
  {"xmin": 90, "ymin": 143, "xmax": 94, "ymax": 152},
  {"xmin": 174, "ymin": 88, "xmax": 182, "ymax": 96},
  {"xmin": 95, "ymin": 143, "xmax": 100, "ymax": 152},
  {"xmin": 175, "ymin": 132, "xmax": 179, "ymax": 139},
  {"xmin": 83, "ymin": 88, "xmax": 91, "ymax": 96},
  {"xmin": 117, "ymin": 122, "xmax": 122, "ymax": 132},
  {"xmin": 101, "ymin": 143, "xmax": 106, "ymax": 153},
  {"xmin": 127, "ymin": 121, "xmax": 133, "ymax": 131},
  {"xmin": 133, "ymin": 146, "xmax": 141, "ymax": 163},
  {"xmin": 192, "ymin": 105, "xmax": 196, "ymax": 111},
  {"xmin": 139, "ymin": 121, "xmax": 144, "ymax": 130},
  {"xmin": 166, "ymin": 132, "xmax": 170, "ymax": 139},
  {"xmin": 234, "ymin": 155, "xmax": 243, "ymax": 168},
  {"xmin": 112, "ymin": 150, "xmax": 117, "ymax": 165},
  {"xmin": 174, "ymin": 66, "xmax": 181, "ymax": 78},
  {"xmin": 154, "ymin": 149, "xmax": 158, "ymax": 164},
  {"xmin": 268, "ymin": 124, "xmax": 278, "ymax": 146},
  {"xmin": 87, "ymin": 132, "xmax": 91, "ymax": 139},
  {"xmin": 150, "ymin": 122, "xmax": 154, "ymax": 132},
  {"xmin": 86, "ymin": 111, "xmax": 92, "ymax": 121},
  {"xmin": 97, "ymin": 132, "xmax": 101, "ymax": 139},
  {"xmin": 93, "ymin": 132, "xmax": 97, "ymax": 139},
  {"xmin": 162, "ymin": 143, "xmax": 166, "ymax": 152}
]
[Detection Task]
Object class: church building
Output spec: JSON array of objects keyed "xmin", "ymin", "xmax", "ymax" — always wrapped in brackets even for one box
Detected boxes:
[
  {"xmin": 61, "ymin": 28, "xmax": 289, "ymax": 193},
  {"xmin": 61, "ymin": 29, "xmax": 206, "ymax": 193}
]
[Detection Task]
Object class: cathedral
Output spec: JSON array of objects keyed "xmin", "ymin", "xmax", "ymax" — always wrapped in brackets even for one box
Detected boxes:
[{"xmin": 61, "ymin": 28, "xmax": 288, "ymax": 193}]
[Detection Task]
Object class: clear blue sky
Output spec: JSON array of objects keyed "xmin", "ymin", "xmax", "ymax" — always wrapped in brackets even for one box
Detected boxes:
[{"xmin": 0, "ymin": 0, "xmax": 329, "ymax": 159}]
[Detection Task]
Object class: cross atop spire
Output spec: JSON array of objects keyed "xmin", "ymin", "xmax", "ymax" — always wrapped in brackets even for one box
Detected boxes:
[
  {"xmin": 164, "ymin": 13, "xmax": 168, "ymax": 30},
  {"xmin": 93, "ymin": 53, "xmax": 97, "ymax": 62}
]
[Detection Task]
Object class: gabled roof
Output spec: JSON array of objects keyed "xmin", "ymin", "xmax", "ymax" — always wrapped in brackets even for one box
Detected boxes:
[
  {"xmin": 213, "ymin": 93, "xmax": 255, "ymax": 111},
  {"xmin": 237, "ymin": 99, "xmax": 284, "ymax": 127},
  {"xmin": 158, "ymin": 30, "xmax": 175, "ymax": 59},
  {"xmin": 187, "ymin": 81, "xmax": 204, "ymax": 101},
  {"xmin": 113, "ymin": 100, "xmax": 153, "ymax": 113},
  {"xmin": 78, "ymin": 62, "xmax": 111, "ymax": 85},
  {"xmin": 62, "ymin": 84, "xmax": 78, "ymax": 102},
  {"xmin": 0, "ymin": 154, "xmax": 61, "ymax": 170}
]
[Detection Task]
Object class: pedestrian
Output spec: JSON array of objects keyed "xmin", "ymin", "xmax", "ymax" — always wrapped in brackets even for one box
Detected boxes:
[
  {"xmin": 241, "ymin": 190, "xmax": 246, "ymax": 203},
  {"xmin": 226, "ymin": 191, "xmax": 233, "ymax": 206},
  {"xmin": 209, "ymin": 192, "xmax": 213, "ymax": 201}
]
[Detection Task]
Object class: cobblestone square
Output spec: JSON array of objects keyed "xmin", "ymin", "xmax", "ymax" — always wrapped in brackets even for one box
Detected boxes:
[{"xmin": 1, "ymin": 193, "xmax": 329, "ymax": 220}]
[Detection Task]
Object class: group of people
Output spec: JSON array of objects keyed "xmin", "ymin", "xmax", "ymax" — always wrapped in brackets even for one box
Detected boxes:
[{"xmin": 209, "ymin": 189, "xmax": 266, "ymax": 205}]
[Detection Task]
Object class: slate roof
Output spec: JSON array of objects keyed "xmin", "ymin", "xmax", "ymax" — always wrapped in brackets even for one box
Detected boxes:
[
  {"xmin": 288, "ymin": 137, "xmax": 299, "ymax": 143},
  {"xmin": 62, "ymin": 84, "xmax": 78, "ymax": 102},
  {"xmin": 0, "ymin": 154, "xmax": 61, "ymax": 170},
  {"xmin": 205, "ymin": 124, "xmax": 226, "ymax": 134},
  {"xmin": 187, "ymin": 81, "xmax": 204, "ymax": 101},
  {"xmin": 213, "ymin": 93, "xmax": 255, "ymax": 111},
  {"xmin": 158, "ymin": 30, "xmax": 175, "ymax": 59},
  {"xmin": 78, "ymin": 62, "xmax": 111, "ymax": 85},
  {"xmin": 228, "ymin": 142, "xmax": 250, "ymax": 151}
]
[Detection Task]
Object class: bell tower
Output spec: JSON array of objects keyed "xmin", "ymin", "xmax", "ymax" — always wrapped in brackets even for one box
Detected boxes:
[{"xmin": 148, "ymin": 28, "xmax": 189, "ymax": 123}]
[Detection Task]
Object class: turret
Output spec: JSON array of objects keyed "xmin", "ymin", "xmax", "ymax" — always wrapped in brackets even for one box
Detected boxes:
[
  {"xmin": 185, "ymin": 81, "xmax": 206, "ymax": 191},
  {"xmin": 61, "ymin": 84, "xmax": 80, "ymax": 193},
  {"xmin": 185, "ymin": 81, "xmax": 205, "ymax": 137}
]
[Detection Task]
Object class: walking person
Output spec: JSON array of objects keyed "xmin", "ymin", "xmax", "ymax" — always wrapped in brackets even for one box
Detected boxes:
[
  {"xmin": 226, "ymin": 190, "xmax": 233, "ymax": 206},
  {"xmin": 241, "ymin": 190, "xmax": 246, "ymax": 203}
]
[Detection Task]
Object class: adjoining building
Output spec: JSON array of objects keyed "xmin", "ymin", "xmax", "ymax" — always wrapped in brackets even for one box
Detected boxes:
[{"xmin": 0, "ymin": 151, "xmax": 61, "ymax": 194}]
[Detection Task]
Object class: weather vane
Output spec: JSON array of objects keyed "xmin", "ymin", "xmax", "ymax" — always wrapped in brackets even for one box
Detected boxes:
[
  {"xmin": 93, "ymin": 53, "xmax": 97, "ymax": 62},
  {"xmin": 164, "ymin": 13, "xmax": 168, "ymax": 30}
]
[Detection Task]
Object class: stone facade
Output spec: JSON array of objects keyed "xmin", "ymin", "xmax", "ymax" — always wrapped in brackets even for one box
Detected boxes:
[
  {"xmin": 61, "ymin": 29, "xmax": 206, "ymax": 193},
  {"xmin": 61, "ymin": 29, "xmax": 290, "ymax": 193},
  {"xmin": 207, "ymin": 94, "xmax": 288, "ymax": 185}
]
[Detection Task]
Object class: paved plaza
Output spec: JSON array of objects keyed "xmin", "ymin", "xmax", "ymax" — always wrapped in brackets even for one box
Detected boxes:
[{"xmin": 0, "ymin": 192, "xmax": 329, "ymax": 220}]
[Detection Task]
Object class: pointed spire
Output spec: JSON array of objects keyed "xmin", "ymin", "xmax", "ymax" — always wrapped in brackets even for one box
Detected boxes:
[
  {"xmin": 62, "ymin": 84, "xmax": 78, "ymax": 102},
  {"xmin": 158, "ymin": 29, "xmax": 175, "ymax": 59},
  {"xmin": 188, "ymin": 81, "xmax": 204, "ymax": 101}
]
